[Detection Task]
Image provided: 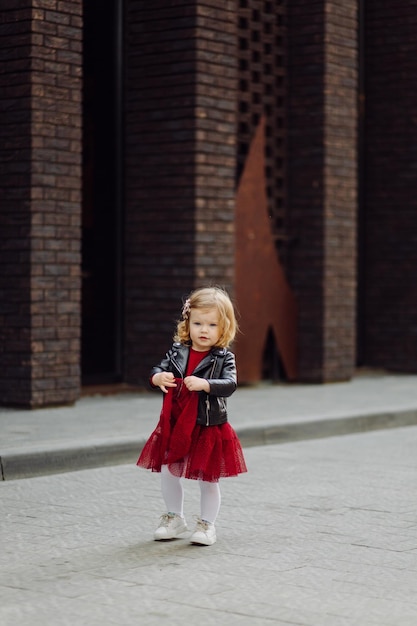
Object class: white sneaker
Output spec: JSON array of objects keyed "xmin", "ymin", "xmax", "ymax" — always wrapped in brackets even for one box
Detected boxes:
[
  {"xmin": 154, "ymin": 513, "xmax": 188, "ymax": 540},
  {"xmin": 190, "ymin": 517, "xmax": 217, "ymax": 546}
]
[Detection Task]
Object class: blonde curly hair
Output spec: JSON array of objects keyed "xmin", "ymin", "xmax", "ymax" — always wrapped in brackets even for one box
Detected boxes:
[{"xmin": 174, "ymin": 286, "xmax": 238, "ymax": 348}]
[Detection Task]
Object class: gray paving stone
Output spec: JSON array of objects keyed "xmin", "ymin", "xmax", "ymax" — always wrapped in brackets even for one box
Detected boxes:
[{"xmin": 1, "ymin": 426, "xmax": 417, "ymax": 624}]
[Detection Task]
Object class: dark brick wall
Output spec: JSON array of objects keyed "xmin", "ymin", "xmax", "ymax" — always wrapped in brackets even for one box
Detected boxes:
[
  {"xmin": 30, "ymin": 0, "xmax": 83, "ymax": 406},
  {"xmin": 3, "ymin": 0, "xmax": 416, "ymax": 407},
  {"xmin": 288, "ymin": 0, "xmax": 358, "ymax": 382},
  {"xmin": 0, "ymin": 1, "xmax": 82, "ymax": 407},
  {"xmin": 0, "ymin": 4, "xmax": 33, "ymax": 406},
  {"xmin": 194, "ymin": 0, "xmax": 237, "ymax": 289},
  {"xmin": 124, "ymin": 0, "xmax": 237, "ymax": 384},
  {"xmin": 323, "ymin": 1, "xmax": 358, "ymax": 381},
  {"xmin": 287, "ymin": 0, "xmax": 325, "ymax": 381},
  {"xmin": 236, "ymin": 0, "xmax": 288, "ymax": 268},
  {"xmin": 361, "ymin": 0, "xmax": 417, "ymax": 372}
]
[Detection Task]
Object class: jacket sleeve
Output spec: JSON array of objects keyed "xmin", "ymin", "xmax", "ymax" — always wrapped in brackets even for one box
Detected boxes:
[
  {"xmin": 207, "ymin": 350, "xmax": 237, "ymax": 398},
  {"xmin": 149, "ymin": 347, "xmax": 174, "ymax": 388}
]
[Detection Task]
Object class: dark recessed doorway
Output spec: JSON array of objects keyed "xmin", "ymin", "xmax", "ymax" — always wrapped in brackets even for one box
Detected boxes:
[{"xmin": 82, "ymin": 0, "xmax": 123, "ymax": 384}]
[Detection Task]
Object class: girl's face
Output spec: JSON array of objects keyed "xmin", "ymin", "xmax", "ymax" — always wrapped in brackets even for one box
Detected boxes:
[{"xmin": 189, "ymin": 307, "xmax": 221, "ymax": 352}]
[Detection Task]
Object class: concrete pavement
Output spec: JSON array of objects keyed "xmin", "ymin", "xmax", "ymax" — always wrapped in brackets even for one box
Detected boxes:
[
  {"xmin": 1, "ymin": 425, "xmax": 417, "ymax": 625},
  {"xmin": 1, "ymin": 371, "xmax": 417, "ymax": 480}
]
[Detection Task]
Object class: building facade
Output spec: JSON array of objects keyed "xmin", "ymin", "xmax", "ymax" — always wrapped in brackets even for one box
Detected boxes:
[{"xmin": 0, "ymin": 0, "xmax": 416, "ymax": 408}]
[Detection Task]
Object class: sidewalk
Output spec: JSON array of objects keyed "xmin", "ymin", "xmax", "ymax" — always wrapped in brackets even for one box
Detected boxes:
[{"xmin": 1, "ymin": 370, "xmax": 417, "ymax": 480}]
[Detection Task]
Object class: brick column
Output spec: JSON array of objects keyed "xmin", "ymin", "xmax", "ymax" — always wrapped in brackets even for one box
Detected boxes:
[
  {"xmin": 124, "ymin": 0, "xmax": 237, "ymax": 384},
  {"xmin": 362, "ymin": 0, "xmax": 417, "ymax": 372},
  {"xmin": 0, "ymin": 4, "xmax": 32, "ymax": 406},
  {"xmin": 194, "ymin": 1, "xmax": 237, "ymax": 288},
  {"xmin": 0, "ymin": 2, "xmax": 82, "ymax": 407},
  {"xmin": 288, "ymin": 0, "xmax": 358, "ymax": 382}
]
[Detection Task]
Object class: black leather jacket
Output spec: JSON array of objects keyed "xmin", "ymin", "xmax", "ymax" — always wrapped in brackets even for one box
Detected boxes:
[{"xmin": 150, "ymin": 343, "xmax": 237, "ymax": 426}]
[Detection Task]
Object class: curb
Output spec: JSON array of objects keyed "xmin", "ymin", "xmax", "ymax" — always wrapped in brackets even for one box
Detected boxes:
[
  {"xmin": 0, "ymin": 438, "xmax": 147, "ymax": 482},
  {"xmin": 236, "ymin": 408, "xmax": 417, "ymax": 447},
  {"xmin": 2, "ymin": 408, "xmax": 417, "ymax": 481}
]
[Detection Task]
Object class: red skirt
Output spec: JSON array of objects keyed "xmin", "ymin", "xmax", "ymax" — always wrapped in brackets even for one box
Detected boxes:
[{"xmin": 137, "ymin": 384, "xmax": 247, "ymax": 483}]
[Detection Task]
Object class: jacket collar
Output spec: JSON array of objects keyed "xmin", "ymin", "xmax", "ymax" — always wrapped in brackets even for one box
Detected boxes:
[{"xmin": 173, "ymin": 343, "xmax": 227, "ymax": 357}]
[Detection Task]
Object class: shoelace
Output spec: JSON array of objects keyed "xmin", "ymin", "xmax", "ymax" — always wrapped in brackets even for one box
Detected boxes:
[
  {"xmin": 194, "ymin": 517, "xmax": 210, "ymax": 532},
  {"xmin": 159, "ymin": 513, "xmax": 175, "ymax": 526}
]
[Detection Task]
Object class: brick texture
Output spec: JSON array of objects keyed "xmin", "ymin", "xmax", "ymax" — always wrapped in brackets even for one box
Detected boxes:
[
  {"xmin": 361, "ymin": 0, "xmax": 417, "ymax": 372},
  {"xmin": 0, "ymin": 1, "xmax": 82, "ymax": 407},
  {"xmin": 237, "ymin": 0, "xmax": 288, "ymax": 267},
  {"xmin": 4, "ymin": 0, "xmax": 415, "ymax": 406},
  {"xmin": 287, "ymin": 0, "xmax": 358, "ymax": 382},
  {"xmin": 235, "ymin": 0, "xmax": 293, "ymax": 381},
  {"xmin": 0, "ymin": 5, "xmax": 33, "ymax": 406},
  {"xmin": 194, "ymin": 1, "xmax": 237, "ymax": 288},
  {"xmin": 124, "ymin": 0, "xmax": 237, "ymax": 384}
]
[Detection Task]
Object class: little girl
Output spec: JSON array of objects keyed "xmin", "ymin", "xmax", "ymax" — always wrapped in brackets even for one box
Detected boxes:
[{"xmin": 137, "ymin": 286, "xmax": 247, "ymax": 546}]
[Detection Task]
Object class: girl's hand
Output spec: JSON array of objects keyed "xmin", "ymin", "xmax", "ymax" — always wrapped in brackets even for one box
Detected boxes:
[
  {"xmin": 152, "ymin": 372, "xmax": 177, "ymax": 393},
  {"xmin": 184, "ymin": 376, "xmax": 210, "ymax": 393}
]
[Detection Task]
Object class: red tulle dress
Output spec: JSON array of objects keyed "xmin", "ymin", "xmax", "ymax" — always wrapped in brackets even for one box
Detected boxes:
[{"xmin": 137, "ymin": 349, "xmax": 247, "ymax": 482}]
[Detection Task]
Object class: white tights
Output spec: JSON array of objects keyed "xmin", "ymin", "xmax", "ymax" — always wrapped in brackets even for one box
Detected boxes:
[{"xmin": 160, "ymin": 464, "xmax": 221, "ymax": 524}]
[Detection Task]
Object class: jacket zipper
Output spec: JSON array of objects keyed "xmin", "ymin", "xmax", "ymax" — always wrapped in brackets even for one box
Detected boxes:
[
  {"xmin": 205, "ymin": 357, "xmax": 217, "ymax": 426},
  {"xmin": 171, "ymin": 354, "xmax": 184, "ymax": 394}
]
